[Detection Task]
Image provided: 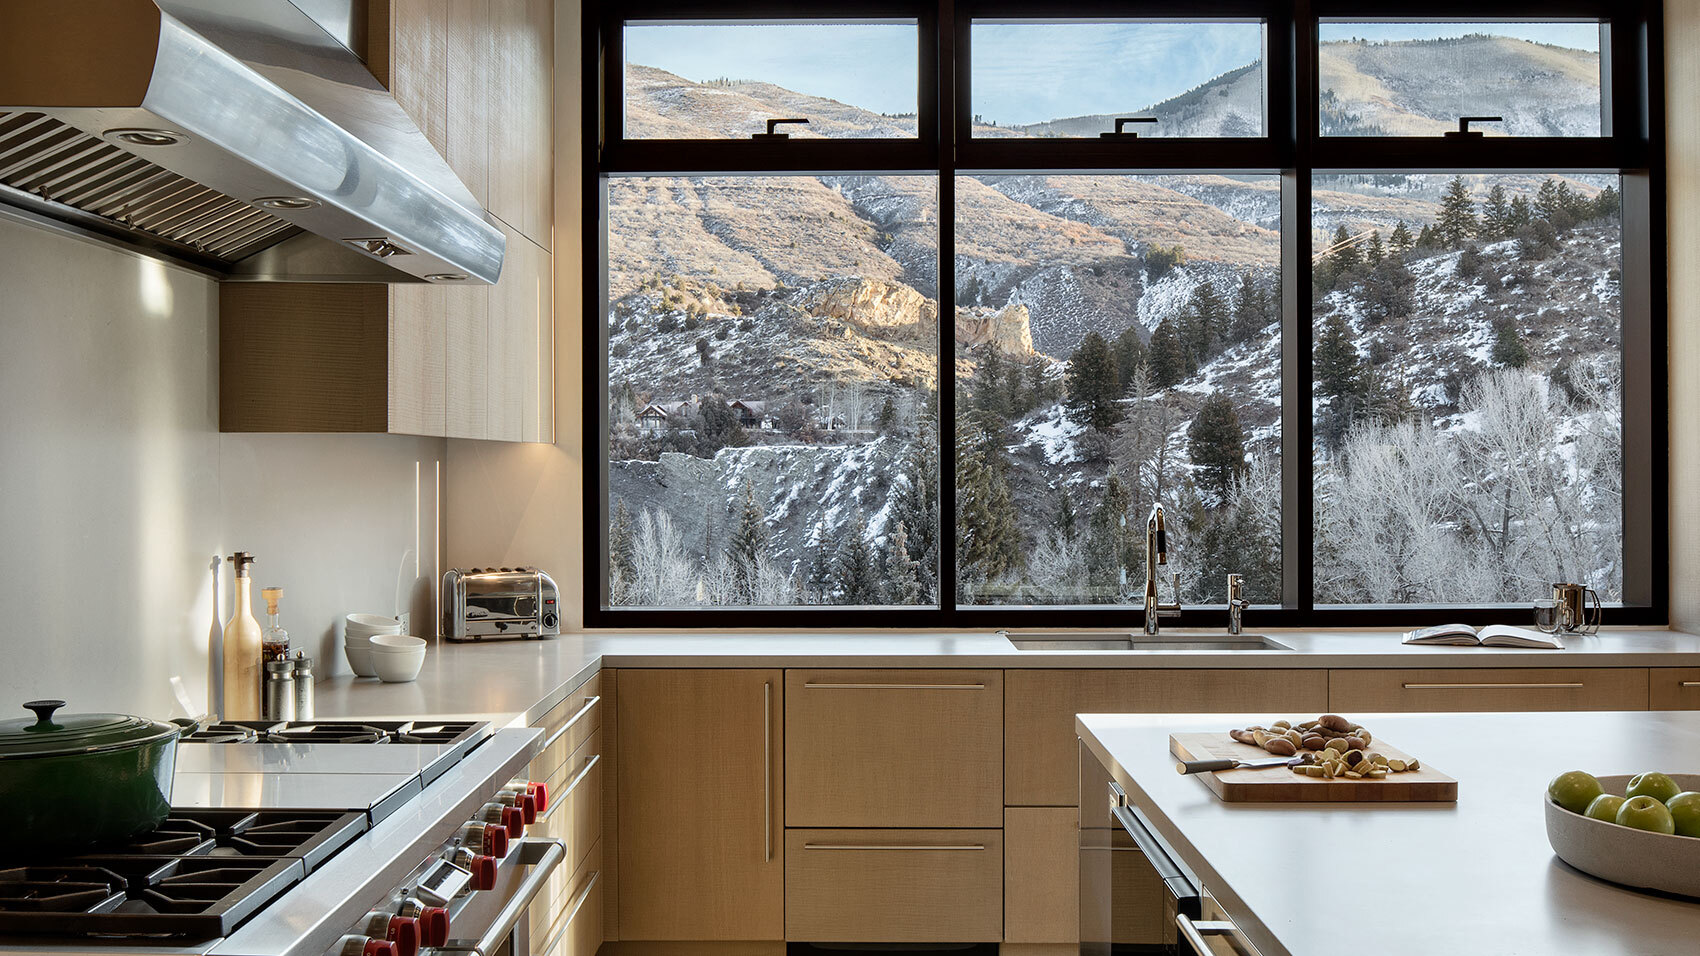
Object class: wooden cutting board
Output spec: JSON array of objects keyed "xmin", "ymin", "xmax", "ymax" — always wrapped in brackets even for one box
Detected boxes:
[{"xmin": 1169, "ymin": 732, "xmax": 1458, "ymax": 803}]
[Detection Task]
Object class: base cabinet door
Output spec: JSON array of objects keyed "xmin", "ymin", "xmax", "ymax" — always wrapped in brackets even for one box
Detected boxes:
[
  {"xmin": 536, "ymin": 840, "xmax": 602, "ymax": 956},
  {"xmin": 1650, "ymin": 669, "xmax": 1700, "ymax": 709},
  {"xmin": 786, "ymin": 829, "xmax": 1002, "ymax": 942},
  {"xmin": 1004, "ymin": 808, "xmax": 1078, "ymax": 945},
  {"xmin": 616, "ymin": 669, "xmax": 782, "ymax": 941}
]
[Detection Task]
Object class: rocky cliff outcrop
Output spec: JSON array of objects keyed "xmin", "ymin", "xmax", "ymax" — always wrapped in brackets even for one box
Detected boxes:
[{"xmin": 955, "ymin": 303, "xmax": 1035, "ymax": 357}]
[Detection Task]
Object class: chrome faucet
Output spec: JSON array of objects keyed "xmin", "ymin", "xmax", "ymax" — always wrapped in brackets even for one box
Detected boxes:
[
  {"xmin": 1143, "ymin": 503, "xmax": 1181, "ymax": 635},
  {"xmin": 1227, "ymin": 574, "xmax": 1248, "ymax": 635}
]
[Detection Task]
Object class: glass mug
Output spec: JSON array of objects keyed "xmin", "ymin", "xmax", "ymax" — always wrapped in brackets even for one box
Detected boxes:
[
  {"xmin": 1552, "ymin": 583, "xmax": 1601, "ymax": 635},
  {"xmin": 1533, "ymin": 598, "xmax": 1562, "ymax": 634}
]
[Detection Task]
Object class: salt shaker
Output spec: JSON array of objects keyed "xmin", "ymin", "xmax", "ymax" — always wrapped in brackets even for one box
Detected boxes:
[
  {"xmin": 292, "ymin": 652, "xmax": 315, "ymax": 720},
  {"xmin": 262, "ymin": 659, "xmax": 296, "ymax": 721}
]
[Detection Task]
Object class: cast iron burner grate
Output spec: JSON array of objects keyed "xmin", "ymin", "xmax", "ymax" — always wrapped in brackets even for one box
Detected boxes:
[
  {"xmin": 184, "ymin": 719, "xmax": 480, "ymax": 746},
  {"xmin": 0, "ymin": 809, "xmax": 368, "ymax": 940}
]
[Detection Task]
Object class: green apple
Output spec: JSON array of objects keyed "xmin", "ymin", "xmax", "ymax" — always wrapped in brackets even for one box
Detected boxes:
[
  {"xmin": 1627, "ymin": 771, "xmax": 1682, "ymax": 804},
  {"xmin": 1616, "ymin": 795, "xmax": 1677, "ymax": 834},
  {"xmin": 1665, "ymin": 791, "xmax": 1700, "ymax": 838},
  {"xmin": 1548, "ymin": 770, "xmax": 1605, "ymax": 814},
  {"xmin": 1585, "ymin": 793, "xmax": 1627, "ymax": 823}
]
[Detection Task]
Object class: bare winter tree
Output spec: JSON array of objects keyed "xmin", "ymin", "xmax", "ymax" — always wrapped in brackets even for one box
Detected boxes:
[{"xmin": 630, "ymin": 509, "xmax": 698, "ymax": 606}]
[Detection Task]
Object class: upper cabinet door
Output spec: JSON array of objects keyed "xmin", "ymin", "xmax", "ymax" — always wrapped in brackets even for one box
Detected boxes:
[{"xmin": 489, "ymin": 0, "xmax": 553, "ymax": 249}]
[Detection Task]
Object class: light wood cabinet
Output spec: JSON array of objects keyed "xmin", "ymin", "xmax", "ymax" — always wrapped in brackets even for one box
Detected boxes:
[
  {"xmin": 529, "ymin": 674, "xmax": 602, "ymax": 784},
  {"xmin": 1005, "ymin": 669, "xmax": 1330, "ymax": 807},
  {"xmin": 616, "ymin": 669, "xmax": 783, "ymax": 941},
  {"xmin": 1328, "ymin": 668, "xmax": 1648, "ymax": 713},
  {"xmin": 1650, "ymin": 668, "xmax": 1700, "ymax": 709},
  {"xmin": 1004, "ymin": 808, "xmax": 1078, "ymax": 945},
  {"xmin": 785, "ymin": 828, "xmax": 1003, "ymax": 943},
  {"xmin": 219, "ymin": 0, "xmax": 551, "ymax": 440},
  {"xmin": 785, "ymin": 669, "xmax": 1002, "ymax": 828},
  {"xmin": 536, "ymin": 839, "xmax": 602, "ymax": 956},
  {"xmin": 529, "ymin": 727, "xmax": 602, "ymax": 943}
]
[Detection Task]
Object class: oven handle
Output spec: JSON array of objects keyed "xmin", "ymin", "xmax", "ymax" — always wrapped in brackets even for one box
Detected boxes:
[
  {"xmin": 440, "ymin": 838, "xmax": 565, "ymax": 956},
  {"xmin": 1109, "ymin": 782, "xmax": 1201, "ymax": 912}
]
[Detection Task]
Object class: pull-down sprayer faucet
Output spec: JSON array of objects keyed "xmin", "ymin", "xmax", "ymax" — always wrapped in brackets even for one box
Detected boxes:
[{"xmin": 1143, "ymin": 503, "xmax": 1181, "ymax": 635}]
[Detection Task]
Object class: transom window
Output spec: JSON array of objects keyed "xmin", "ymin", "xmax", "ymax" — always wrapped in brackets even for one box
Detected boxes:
[{"xmin": 586, "ymin": 1, "xmax": 1662, "ymax": 629}]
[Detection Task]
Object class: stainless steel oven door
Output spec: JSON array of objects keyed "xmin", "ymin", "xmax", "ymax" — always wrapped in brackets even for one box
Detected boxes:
[
  {"xmin": 435, "ymin": 839, "xmax": 564, "ymax": 956},
  {"xmin": 1080, "ymin": 741, "xmax": 1201, "ymax": 955}
]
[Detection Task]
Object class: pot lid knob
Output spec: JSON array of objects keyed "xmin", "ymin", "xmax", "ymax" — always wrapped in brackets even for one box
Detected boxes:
[{"xmin": 23, "ymin": 699, "xmax": 64, "ymax": 729}]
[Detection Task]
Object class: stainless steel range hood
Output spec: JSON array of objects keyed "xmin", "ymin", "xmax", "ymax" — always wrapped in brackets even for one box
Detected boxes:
[{"xmin": 0, "ymin": 0, "xmax": 504, "ymax": 284}]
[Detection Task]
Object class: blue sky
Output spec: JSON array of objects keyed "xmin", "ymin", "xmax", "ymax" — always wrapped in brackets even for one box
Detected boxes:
[{"xmin": 626, "ymin": 20, "xmax": 1598, "ymax": 128}]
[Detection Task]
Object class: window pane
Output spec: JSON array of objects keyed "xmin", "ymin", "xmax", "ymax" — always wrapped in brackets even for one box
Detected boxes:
[
  {"xmin": 623, "ymin": 21, "xmax": 919, "ymax": 139},
  {"xmin": 1311, "ymin": 173, "xmax": 1623, "ymax": 605},
  {"xmin": 953, "ymin": 174, "xmax": 1282, "ymax": 606},
  {"xmin": 970, "ymin": 21, "xmax": 1266, "ymax": 138},
  {"xmin": 604, "ymin": 175, "xmax": 939, "ymax": 608},
  {"xmin": 1317, "ymin": 22, "xmax": 1603, "ymax": 137}
]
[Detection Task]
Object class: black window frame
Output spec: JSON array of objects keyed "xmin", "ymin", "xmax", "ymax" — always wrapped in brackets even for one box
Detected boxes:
[{"xmin": 583, "ymin": 0, "xmax": 1666, "ymax": 629}]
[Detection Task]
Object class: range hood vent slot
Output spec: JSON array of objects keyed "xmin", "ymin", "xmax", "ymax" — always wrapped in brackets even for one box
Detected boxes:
[{"xmin": 0, "ymin": 111, "xmax": 299, "ymax": 262}]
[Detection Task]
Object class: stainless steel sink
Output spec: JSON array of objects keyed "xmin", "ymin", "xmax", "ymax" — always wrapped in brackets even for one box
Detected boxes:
[{"xmin": 1002, "ymin": 631, "xmax": 1291, "ymax": 652}]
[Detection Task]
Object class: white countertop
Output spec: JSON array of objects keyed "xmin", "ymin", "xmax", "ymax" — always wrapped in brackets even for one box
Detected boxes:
[
  {"xmin": 310, "ymin": 628, "xmax": 1700, "ymax": 724},
  {"xmin": 1077, "ymin": 710, "xmax": 1700, "ymax": 956}
]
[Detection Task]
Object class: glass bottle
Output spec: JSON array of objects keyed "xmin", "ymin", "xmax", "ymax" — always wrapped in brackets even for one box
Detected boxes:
[
  {"xmin": 222, "ymin": 552, "xmax": 262, "ymax": 720},
  {"xmin": 261, "ymin": 586, "xmax": 290, "ymax": 662}
]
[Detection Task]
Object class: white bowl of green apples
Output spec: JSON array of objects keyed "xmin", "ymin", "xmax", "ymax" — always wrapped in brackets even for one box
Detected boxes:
[{"xmin": 1545, "ymin": 770, "xmax": 1700, "ymax": 898}]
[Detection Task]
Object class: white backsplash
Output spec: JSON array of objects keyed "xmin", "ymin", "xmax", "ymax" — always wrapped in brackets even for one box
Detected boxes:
[{"xmin": 0, "ymin": 218, "xmax": 444, "ymax": 720}]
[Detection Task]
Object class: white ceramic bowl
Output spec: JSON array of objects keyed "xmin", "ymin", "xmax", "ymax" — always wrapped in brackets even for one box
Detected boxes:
[
  {"xmin": 1545, "ymin": 772, "xmax": 1700, "ymax": 898},
  {"xmin": 346, "ymin": 612, "xmax": 402, "ymax": 634},
  {"xmin": 344, "ymin": 643, "xmax": 377, "ymax": 678},
  {"xmin": 369, "ymin": 634, "xmax": 427, "ymax": 651},
  {"xmin": 370, "ymin": 644, "xmax": 426, "ymax": 682}
]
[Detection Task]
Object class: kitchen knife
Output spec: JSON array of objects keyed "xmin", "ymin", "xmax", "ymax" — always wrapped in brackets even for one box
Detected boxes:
[{"xmin": 1175, "ymin": 755, "xmax": 1299, "ymax": 775}]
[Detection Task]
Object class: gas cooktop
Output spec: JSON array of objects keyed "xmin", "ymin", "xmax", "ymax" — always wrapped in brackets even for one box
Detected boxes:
[
  {"xmin": 0, "ymin": 810, "xmax": 367, "ymax": 941},
  {"xmin": 182, "ymin": 721, "xmax": 481, "ymax": 748}
]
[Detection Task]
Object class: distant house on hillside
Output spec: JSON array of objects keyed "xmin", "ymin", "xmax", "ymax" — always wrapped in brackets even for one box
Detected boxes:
[
  {"xmin": 638, "ymin": 399, "xmax": 698, "ymax": 434},
  {"xmin": 729, "ymin": 400, "xmax": 768, "ymax": 429}
]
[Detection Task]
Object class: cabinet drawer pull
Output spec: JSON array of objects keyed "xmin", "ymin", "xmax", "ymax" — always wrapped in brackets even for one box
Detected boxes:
[
  {"xmin": 541, "ymin": 695, "xmax": 600, "ymax": 750},
  {"xmin": 540, "ymin": 869, "xmax": 600, "ymax": 954},
  {"xmin": 1175, "ymin": 915, "xmax": 1237, "ymax": 956},
  {"xmin": 802, "ymin": 682, "xmax": 985, "ymax": 690},
  {"xmin": 763, "ymin": 680, "xmax": 772, "ymax": 863},
  {"xmin": 1400, "ymin": 677, "xmax": 1584, "ymax": 683},
  {"xmin": 1681, "ymin": 682, "xmax": 1700, "ymax": 688},
  {"xmin": 802, "ymin": 843, "xmax": 985, "ymax": 851},
  {"xmin": 538, "ymin": 753, "xmax": 600, "ymax": 823}
]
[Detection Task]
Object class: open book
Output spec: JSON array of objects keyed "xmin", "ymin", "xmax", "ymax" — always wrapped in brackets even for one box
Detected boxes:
[{"xmin": 1401, "ymin": 624, "xmax": 1563, "ymax": 649}]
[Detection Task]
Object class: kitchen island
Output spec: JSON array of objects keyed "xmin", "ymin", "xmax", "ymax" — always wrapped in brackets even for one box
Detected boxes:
[{"xmin": 1077, "ymin": 710, "xmax": 1700, "ymax": 956}]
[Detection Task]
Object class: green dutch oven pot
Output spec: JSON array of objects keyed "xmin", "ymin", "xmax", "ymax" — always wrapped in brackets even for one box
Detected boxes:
[{"xmin": 0, "ymin": 699, "xmax": 193, "ymax": 855}]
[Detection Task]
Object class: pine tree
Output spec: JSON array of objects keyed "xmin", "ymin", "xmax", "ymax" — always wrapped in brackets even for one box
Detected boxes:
[
  {"xmin": 1591, "ymin": 185, "xmax": 1621, "ymax": 220},
  {"xmin": 1065, "ymin": 331, "xmax": 1124, "ymax": 433},
  {"xmin": 1229, "ymin": 272, "xmax": 1263, "ymax": 344},
  {"xmin": 875, "ymin": 396, "xmax": 898, "ymax": 435},
  {"xmin": 1535, "ymin": 178, "xmax": 1564, "ymax": 225},
  {"xmin": 1027, "ymin": 356, "xmax": 1058, "ymax": 406},
  {"xmin": 891, "ymin": 424, "xmax": 939, "ymax": 601},
  {"xmin": 955, "ymin": 412, "xmax": 1024, "ymax": 584},
  {"xmin": 1113, "ymin": 326, "xmax": 1148, "ymax": 390},
  {"xmin": 1083, "ymin": 473, "xmax": 1134, "ymax": 598},
  {"xmin": 1147, "ymin": 319, "xmax": 1186, "ymax": 389},
  {"xmin": 1330, "ymin": 225, "xmax": 1362, "ymax": 276},
  {"xmin": 974, "ymin": 348, "xmax": 1011, "ymax": 422},
  {"xmin": 609, "ymin": 498, "xmax": 636, "ymax": 583},
  {"xmin": 883, "ymin": 521, "xmax": 923, "ymax": 604},
  {"xmin": 1053, "ymin": 484, "xmax": 1079, "ymax": 541},
  {"xmin": 1314, "ymin": 313, "xmax": 1361, "ymax": 401},
  {"xmin": 726, "ymin": 481, "xmax": 767, "ymax": 602},
  {"xmin": 1361, "ymin": 255, "xmax": 1415, "ymax": 325},
  {"xmin": 1436, "ymin": 176, "xmax": 1477, "ymax": 248},
  {"xmin": 833, "ymin": 513, "xmax": 882, "ymax": 605},
  {"xmin": 1181, "ymin": 279, "xmax": 1227, "ymax": 364},
  {"xmin": 1364, "ymin": 230, "xmax": 1384, "ymax": 268},
  {"xmin": 1388, "ymin": 221, "xmax": 1414, "ymax": 256},
  {"xmin": 1187, "ymin": 395, "xmax": 1248, "ymax": 502},
  {"xmin": 1481, "ymin": 184, "xmax": 1513, "ymax": 240},
  {"xmin": 1001, "ymin": 353, "xmax": 1032, "ymax": 418},
  {"xmin": 806, "ymin": 529, "xmax": 835, "ymax": 603},
  {"xmin": 1415, "ymin": 223, "xmax": 1439, "ymax": 250},
  {"xmin": 1491, "ymin": 317, "xmax": 1530, "ymax": 368},
  {"xmin": 1509, "ymin": 194, "xmax": 1534, "ymax": 231}
]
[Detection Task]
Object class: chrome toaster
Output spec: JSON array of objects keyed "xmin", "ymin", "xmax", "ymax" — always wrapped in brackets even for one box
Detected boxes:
[{"xmin": 441, "ymin": 567, "xmax": 561, "ymax": 641}]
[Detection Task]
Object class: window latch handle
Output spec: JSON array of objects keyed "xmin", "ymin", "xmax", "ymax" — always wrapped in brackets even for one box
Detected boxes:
[
  {"xmin": 1446, "ymin": 115, "xmax": 1504, "ymax": 139},
  {"xmin": 754, "ymin": 117, "xmax": 810, "ymax": 140},
  {"xmin": 1101, "ymin": 116, "xmax": 1158, "ymax": 140}
]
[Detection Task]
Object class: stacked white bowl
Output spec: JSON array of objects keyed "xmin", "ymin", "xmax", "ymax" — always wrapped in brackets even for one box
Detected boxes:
[
  {"xmin": 344, "ymin": 613, "xmax": 403, "ymax": 677},
  {"xmin": 368, "ymin": 634, "xmax": 427, "ymax": 682}
]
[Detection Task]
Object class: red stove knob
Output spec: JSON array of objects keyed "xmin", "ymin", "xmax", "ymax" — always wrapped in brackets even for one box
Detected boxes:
[
  {"xmin": 486, "ymin": 824, "xmax": 509, "ymax": 858},
  {"xmin": 518, "ymin": 792, "xmax": 537, "ymax": 824},
  {"xmin": 362, "ymin": 941, "xmax": 395, "ymax": 956},
  {"xmin": 419, "ymin": 907, "xmax": 449, "ymax": 947},
  {"xmin": 469, "ymin": 854, "xmax": 498, "ymax": 891},
  {"xmin": 384, "ymin": 918, "xmax": 419, "ymax": 956},
  {"xmin": 500, "ymin": 806, "xmax": 525, "ymax": 839},
  {"xmin": 527, "ymin": 782, "xmax": 548, "ymax": 814}
]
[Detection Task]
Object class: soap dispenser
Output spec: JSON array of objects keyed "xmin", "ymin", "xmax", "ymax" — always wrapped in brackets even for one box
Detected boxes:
[{"xmin": 222, "ymin": 552, "xmax": 262, "ymax": 719}]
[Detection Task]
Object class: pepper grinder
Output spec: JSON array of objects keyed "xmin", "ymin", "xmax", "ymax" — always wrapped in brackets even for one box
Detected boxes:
[{"xmin": 292, "ymin": 651, "xmax": 315, "ymax": 720}]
